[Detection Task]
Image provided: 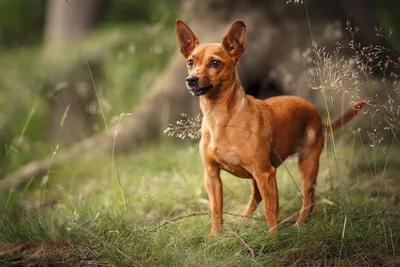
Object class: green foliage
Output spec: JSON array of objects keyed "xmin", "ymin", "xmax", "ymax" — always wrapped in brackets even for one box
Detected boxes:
[
  {"xmin": 0, "ymin": 0, "xmax": 47, "ymax": 47},
  {"xmin": 374, "ymin": 0, "xmax": 400, "ymax": 46},
  {"xmin": 99, "ymin": 23, "xmax": 177, "ymax": 115},
  {"xmin": 105, "ymin": 0, "xmax": 179, "ymax": 25}
]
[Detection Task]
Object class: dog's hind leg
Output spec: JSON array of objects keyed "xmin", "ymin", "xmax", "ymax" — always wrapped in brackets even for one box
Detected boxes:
[
  {"xmin": 240, "ymin": 179, "xmax": 262, "ymax": 218},
  {"xmin": 294, "ymin": 134, "xmax": 323, "ymax": 226}
]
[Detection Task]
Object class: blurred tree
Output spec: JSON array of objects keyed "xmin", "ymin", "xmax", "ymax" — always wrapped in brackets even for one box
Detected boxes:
[
  {"xmin": 2, "ymin": 0, "xmax": 399, "ymax": 189},
  {"xmin": 44, "ymin": 0, "xmax": 107, "ymax": 53},
  {"xmin": 43, "ymin": 0, "xmax": 107, "ymax": 144}
]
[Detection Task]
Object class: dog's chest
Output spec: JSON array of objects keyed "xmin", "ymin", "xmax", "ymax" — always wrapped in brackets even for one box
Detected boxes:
[
  {"xmin": 207, "ymin": 137, "xmax": 252, "ymax": 178},
  {"xmin": 210, "ymin": 145, "xmax": 240, "ymax": 165},
  {"xmin": 206, "ymin": 122, "xmax": 239, "ymax": 165},
  {"xmin": 202, "ymin": 118, "xmax": 252, "ymax": 178}
]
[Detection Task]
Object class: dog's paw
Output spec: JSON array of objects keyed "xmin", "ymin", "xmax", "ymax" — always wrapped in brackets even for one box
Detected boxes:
[
  {"xmin": 207, "ymin": 231, "xmax": 220, "ymax": 237},
  {"xmin": 292, "ymin": 221, "xmax": 303, "ymax": 230}
]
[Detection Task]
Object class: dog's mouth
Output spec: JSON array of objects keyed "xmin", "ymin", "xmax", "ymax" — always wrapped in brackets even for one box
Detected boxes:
[{"xmin": 187, "ymin": 86, "xmax": 213, "ymax": 96}]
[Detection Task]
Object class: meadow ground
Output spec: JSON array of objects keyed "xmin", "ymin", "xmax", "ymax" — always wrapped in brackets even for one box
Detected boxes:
[{"xmin": 1, "ymin": 141, "xmax": 399, "ymax": 266}]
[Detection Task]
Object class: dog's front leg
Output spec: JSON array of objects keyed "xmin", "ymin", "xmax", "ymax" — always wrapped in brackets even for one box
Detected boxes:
[
  {"xmin": 240, "ymin": 179, "xmax": 262, "ymax": 218},
  {"xmin": 204, "ymin": 162, "xmax": 223, "ymax": 235},
  {"xmin": 253, "ymin": 167, "xmax": 279, "ymax": 233}
]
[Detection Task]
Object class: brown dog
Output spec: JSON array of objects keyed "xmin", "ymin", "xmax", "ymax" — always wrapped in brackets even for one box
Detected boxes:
[{"xmin": 175, "ymin": 19, "xmax": 365, "ymax": 234}]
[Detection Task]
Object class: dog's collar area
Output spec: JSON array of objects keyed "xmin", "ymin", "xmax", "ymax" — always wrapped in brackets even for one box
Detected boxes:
[{"xmin": 188, "ymin": 86, "xmax": 213, "ymax": 96}]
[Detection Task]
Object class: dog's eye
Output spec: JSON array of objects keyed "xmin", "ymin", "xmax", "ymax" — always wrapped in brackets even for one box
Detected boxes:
[
  {"xmin": 210, "ymin": 59, "xmax": 221, "ymax": 68},
  {"xmin": 187, "ymin": 59, "xmax": 194, "ymax": 67}
]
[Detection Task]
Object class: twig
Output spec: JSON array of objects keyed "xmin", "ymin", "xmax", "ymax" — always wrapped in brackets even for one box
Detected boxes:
[
  {"xmin": 226, "ymin": 230, "xmax": 255, "ymax": 258},
  {"xmin": 226, "ymin": 230, "xmax": 262, "ymax": 266}
]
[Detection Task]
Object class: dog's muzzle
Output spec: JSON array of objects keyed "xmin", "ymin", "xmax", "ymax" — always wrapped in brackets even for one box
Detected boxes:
[
  {"xmin": 187, "ymin": 86, "xmax": 213, "ymax": 96},
  {"xmin": 186, "ymin": 75, "xmax": 213, "ymax": 96}
]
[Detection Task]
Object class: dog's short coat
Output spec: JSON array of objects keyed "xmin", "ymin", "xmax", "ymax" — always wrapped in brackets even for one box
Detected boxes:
[{"xmin": 175, "ymin": 19, "xmax": 365, "ymax": 234}]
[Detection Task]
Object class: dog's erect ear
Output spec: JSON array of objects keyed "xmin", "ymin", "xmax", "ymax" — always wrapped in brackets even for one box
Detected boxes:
[
  {"xmin": 176, "ymin": 19, "xmax": 199, "ymax": 58},
  {"xmin": 222, "ymin": 20, "xmax": 246, "ymax": 59}
]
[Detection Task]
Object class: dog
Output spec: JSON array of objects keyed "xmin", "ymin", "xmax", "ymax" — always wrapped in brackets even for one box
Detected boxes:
[{"xmin": 175, "ymin": 19, "xmax": 365, "ymax": 234}]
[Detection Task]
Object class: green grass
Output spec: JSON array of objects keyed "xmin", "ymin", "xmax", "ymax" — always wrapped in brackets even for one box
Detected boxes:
[{"xmin": 1, "ymin": 142, "xmax": 399, "ymax": 266}]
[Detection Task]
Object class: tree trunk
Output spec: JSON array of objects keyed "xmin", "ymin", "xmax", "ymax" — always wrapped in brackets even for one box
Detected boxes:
[
  {"xmin": 44, "ymin": 0, "xmax": 104, "ymax": 54},
  {"xmin": 1, "ymin": 0, "xmax": 395, "ymax": 190},
  {"xmin": 43, "ymin": 0, "xmax": 105, "ymax": 145}
]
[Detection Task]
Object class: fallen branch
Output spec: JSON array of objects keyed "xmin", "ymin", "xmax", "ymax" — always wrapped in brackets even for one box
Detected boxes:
[{"xmin": 0, "ymin": 132, "xmax": 111, "ymax": 191}]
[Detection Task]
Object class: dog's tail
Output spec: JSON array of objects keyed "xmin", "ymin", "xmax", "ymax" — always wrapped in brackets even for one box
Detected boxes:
[{"xmin": 323, "ymin": 100, "xmax": 366, "ymax": 133}]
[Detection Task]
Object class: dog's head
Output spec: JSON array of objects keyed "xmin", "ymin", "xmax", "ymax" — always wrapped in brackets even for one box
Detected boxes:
[{"xmin": 175, "ymin": 20, "xmax": 247, "ymax": 96}]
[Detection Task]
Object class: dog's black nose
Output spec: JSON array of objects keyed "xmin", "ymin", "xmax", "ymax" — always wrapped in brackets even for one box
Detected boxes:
[{"xmin": 186, "ymin": 75, "xmax": 198, "ymax": 86}]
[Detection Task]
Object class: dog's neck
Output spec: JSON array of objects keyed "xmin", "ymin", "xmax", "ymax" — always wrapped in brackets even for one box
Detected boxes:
[{"xmin": 199, "ymin": 69, "xmax": 248, "ymax": 121}]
